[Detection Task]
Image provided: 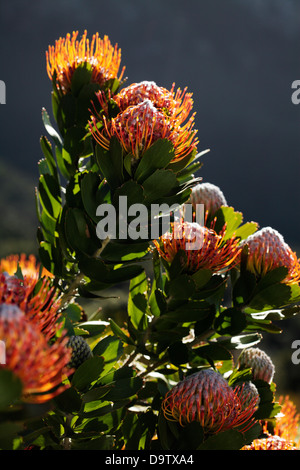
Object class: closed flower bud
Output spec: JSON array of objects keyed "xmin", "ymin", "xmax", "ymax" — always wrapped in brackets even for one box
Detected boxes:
[
  {"xmin": 190, "ymin": 182, "xmax": 227, "ymax": 217},
  {"xmin": 241, "ymin": 227, "xmax": 300, "ymax": 284},
  {"xmin": 67, "ymin": 335, "xmax": 93, "ymax": 369},
  {"xmin": 237, "ymin": 347, "xmax": 275, "ymax": 384}
]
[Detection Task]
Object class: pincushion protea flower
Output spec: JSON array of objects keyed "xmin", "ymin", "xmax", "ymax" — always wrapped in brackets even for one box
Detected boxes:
[
  {"xmin": 113, "ymin": 81, "xmax": 194, "ymax": 126},
  {"xmin": 242, "ymin": 395, "xmax": 300, "ymax": 450},
  {"xmin": 154, "ymin": 221, "xmax": 242, "ymax": 275},
  {"xmin": 0, "ymin": 304, "xmax": 72, "ymax": 403},
  {"xmin": 46, "ymin": 30, "xmax": 125, "ymax": 93},
  {"xmin": 0, "ymin": 255, "xmax": 62, "ymax": 340},
  {"xmin": 242, "ymin": 435, "xmax": 297, "ymax": 450},
  {"xmin": 237, "ymin": 347, "xmax": 275, "ymax": 384},
  {"xmin": 241, "ymin": 227, "xmax": 300, "ymax": 285},
  {"xmin": 89, "ymin": 81, "xmax": 198, "ymax": 162},
  {"xmin": 161, "ymin": 369, "xmax": 259, "ymax": 433},
  {"xmin": 274, "ymin": 395, "xmax": 300, "ymax": 442},
  {"xmin": 190, "ymin": 182, "xmax": 227, "ymax": 217}
]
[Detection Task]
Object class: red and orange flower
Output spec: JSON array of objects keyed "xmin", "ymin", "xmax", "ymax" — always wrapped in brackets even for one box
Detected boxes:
[
  {"xmin": 0, "ymin": 304, "xmax": 72, "ymax": 403},
  {"xmin": 161, "ymin": 369, "xmax": 259, "ymax": 433},
  {"xmin": 0, "ymin": 254, "xmax": 61, "ymax": 340},
  {"xmin": 0, "ymin": 254, "xmax": 73, "ymax": 403},
  {"xmin": 89, "ymin": 80, "xmax": 198, "ymax": 162},
  {"xmin": 241, "ymin": 227, "xmax": 300, "ymax": 285},
  {"xmin": 154, "ymin": 221, "xmax": 242, "ymax": 275},
  {"xmin": 46, "ymin": 30, "xmax": 125, "ymax": 93}
]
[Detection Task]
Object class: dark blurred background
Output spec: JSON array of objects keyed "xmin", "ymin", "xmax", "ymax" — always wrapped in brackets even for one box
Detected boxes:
[{"xmin": 0, "ymin": 0, "xmax": 300, "ymax": 401}]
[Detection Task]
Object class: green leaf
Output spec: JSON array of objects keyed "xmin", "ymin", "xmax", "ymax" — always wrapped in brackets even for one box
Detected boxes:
[
  {"xmin": 38, "ymin": 173, "xmax": 62, "ymax": 220},
  {"xmin": 70, "ymin": 62, "xmax": 93, "ymax": 96},
  {"xmin": 80, "ymin": 171, "xmax": 102, "ymax": 222},
  {"xmin": 142, "ymin": 169, "xmax": 179, "ymax": 203},
  {"xmin": 233, "ymin": 270, "xmax": 257, "ymax": 306},
  {"xmin": 128, "ymin": 271, "xmax": 149, "ymax": 330},
  {"xmin": 0, "ymin": 370, "xmax": 23, "ymax": 409},
  {"xmin": 71, "ymin": 356, "xmax": 104, "ymax": 391},
  {"xmin": 95, "ymin": 138, "xmax": 124, "ymax": 190},
  {"xmin": 134, "ymin": 139, "xmax": 175, "ymax": 183},
  {"xmin": 218, "ymin": 333, "xmax": 262, "ymax": 350},
  {"xmin": 162, "ymin": 301, "xmax": 213, "ymax": 323},
  {"xmin": 64, "ymin": 125, "xmax": 87, "ymax": 159},
  {"xmin": 104, "ymin": 376, "xmax": 144, "ymax": 401},
  {"xmin": 42, "ymin": 107, "xmax": 62, "ymax": 149},
  {"xmin": 77, "ymin": 321, "xmax": 109, "ymax": 337},
  {"xmin": 93, "ymin": 335, "xmax": 124, "ymax": 376},
  {"xmin": 109, "ymin": 318, "xmax": 135, "ymax": 345},
  {"xmin": 193, "ymin": 342, "xmax": 232, "ymax": 362},
  {"xmin": 64, "ymin": 207, "xmax": 99, "ymax": 255},
  {"xmin": 197, "ymin": 429, "xmax": 245, "ymax": 450},
  {"xmin": 101, "ymin": 240, "xmax": 149, "ymax": 262},
  {"xmin": 214, "ymin": 307, "xmax": 247, "ymax": 336},
  {"xmin": 40, "ymin": 136, "xmax": 59, "ymax": 181},
  {"xmin": 168, "ymin": 341, "xmax": 190, "ymax": 366}
]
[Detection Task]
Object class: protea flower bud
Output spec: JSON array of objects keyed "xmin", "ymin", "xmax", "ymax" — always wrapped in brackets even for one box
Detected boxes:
[
  {"xmin": 190, "ymin": 182, "xmax": 227, "ymax": 217},
  {"xmin": 67, "ymin": 335, "xmax": 93, "ymax": 369},
  {"xmin": 161, "ymin": 368, "xmax": 258, "ymax": 434},
  {"xmin": 237, "ymin": 347, "xmax": 275, "ymax": 384},
  {"xmin": 241, "ymin": 227, "xmax": 300, "ymax": 284}
]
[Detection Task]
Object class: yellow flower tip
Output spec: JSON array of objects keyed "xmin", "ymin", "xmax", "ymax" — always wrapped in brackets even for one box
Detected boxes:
[
  {"xmin": 0, "ymin": 253, "xmax": 53, "ymax": 281},
  {"xmin": 46, "ymin": 30, "xmax": 125, "ymax": 93},
  {"xmin": 89, "ymin": 81, "xmax": 198, "ymax": 162},
  {"xmin": 154, "ymin": 220, "xmax": 242, "ymax": 275},
  {"xmin": 0, "ymin": 304, "xmax": 73, "ymax": 403},
  {"xmin": 241, "ymin": 227, "xmax": 300, "ymax": 284}
]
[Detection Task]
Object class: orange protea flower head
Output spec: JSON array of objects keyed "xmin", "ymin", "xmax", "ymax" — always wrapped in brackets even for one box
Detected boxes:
[
  {"xmin": 154, "ymin": 220, "xmax": 242, "ymax": 275},
  {"xmin": 0, "ymin": 269, "xmax": 62, "ymax": 341},
  {"xmin": 241, "ymin": 227, "xmax": 300, "ymax": 284},
  {"xmin": 242, "ymin": 435, "xmax": 297, "ymax": 450},
  {"xmin": 190, "ymin": 182, "xmax": 227, "ymax": 217},
  {"xmin": 161, "ymin": 369, "xmax": 259, "ymax": 433},
  {"xmin": 0, "ymin": 304, "xmax": 73, "ymax": 403},
  {"xmin": 0, "ymin": 273, "xmax": 26, "ymax": 305},
  {"xmin": 274, "ymin": 395, "xmax": 300, "ymax": 442},
  {"xmin": 113, "ymin": 81, "xmax": 194, "ymax": 125},
  {"xmin": 237, "ymin": 347, "xmax": 275, "ymax": 384},
  {"xmin": 90, "ymin": 98, "xmax": 198, "ymax": 162},
  {"xmin": 90, "ymin": 79, "xmax": 198, "ymax": 162},
  {"xmin": 46, "ymin": 30, "xmax": 125, "ymax": 93}
]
